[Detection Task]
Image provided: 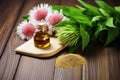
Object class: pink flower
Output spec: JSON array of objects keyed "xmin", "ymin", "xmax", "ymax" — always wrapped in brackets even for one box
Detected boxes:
[
  {"xmin": 49, "ymin": 14, "xmax": 63, "ymax": 26},
  {"xmin": 22, "ymin": 23, "xmax": 36, "ymax": 37},
  {"xmin": 34, "ymin": 8, "xmax": 47, "ymax": 20},
  {"xmin": 28, "ymin": 4, "xmax": 52, "ymax": 26},
  {"xmin": 17, "ymin": 21, "xmax": 36, "ymax": 40}
]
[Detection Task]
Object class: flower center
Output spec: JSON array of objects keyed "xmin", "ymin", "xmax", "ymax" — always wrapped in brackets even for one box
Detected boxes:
[
  {"xmin": 22, "ymin": 23, "xmax": 36, "ymax": 37},
  {"xmin": 34, "ymin": 8, "xmax": 47, "ymax": 20}
]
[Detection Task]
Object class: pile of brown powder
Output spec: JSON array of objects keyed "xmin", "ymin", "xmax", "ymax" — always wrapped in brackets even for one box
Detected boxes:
[{"xmin": 55, "ymin": 53, "xmax": 87, "ymax": 68}]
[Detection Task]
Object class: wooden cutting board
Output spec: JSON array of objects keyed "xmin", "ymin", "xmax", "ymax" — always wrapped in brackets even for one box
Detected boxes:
[{"xmin": 15, "ymin": 37, "xmax": 65, "ymax": 58}]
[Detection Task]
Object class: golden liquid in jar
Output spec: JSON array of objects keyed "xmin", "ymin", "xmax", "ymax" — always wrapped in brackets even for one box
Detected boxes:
[{"xmin": 34, "ymin": 30, "xmax": 50, "ymax": 48}]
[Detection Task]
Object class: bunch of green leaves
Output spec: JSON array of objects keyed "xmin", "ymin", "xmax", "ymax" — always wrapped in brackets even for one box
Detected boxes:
[{"xmin": 53, "ymin": 0, "xmax": 120, "ymax": 51}]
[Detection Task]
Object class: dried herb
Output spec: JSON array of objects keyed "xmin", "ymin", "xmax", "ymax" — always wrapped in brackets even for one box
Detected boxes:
[{"xmin": 55, "ymin": 53, "xmax": 87, "ymax": 68}]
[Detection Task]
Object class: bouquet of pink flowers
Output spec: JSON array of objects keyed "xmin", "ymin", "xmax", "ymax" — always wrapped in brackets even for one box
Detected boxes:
[{"xmin": 16, "ymin": 3, "xmax": 67, "ymax": 40}]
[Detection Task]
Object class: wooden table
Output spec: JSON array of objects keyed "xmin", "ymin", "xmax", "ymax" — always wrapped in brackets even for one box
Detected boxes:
[{"xmin": 0, "ymin": 0, "xmax": 120, "ymax": 80}]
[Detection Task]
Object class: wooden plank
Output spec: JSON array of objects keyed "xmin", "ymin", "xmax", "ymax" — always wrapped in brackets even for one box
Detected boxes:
[
  {"xmin": 0, "ymin": 1, "xmax": 24, "ymax": 80},
  {"xmin": 0, "ymin": 0, "xmax": 24, "ymax": 56},
  {"xmin": 83, "ymin": 43, "xmax": 120, "ymax": 80},
  {"xmin": 54, "ymin": 65, "xmax": 88, "ymax": 80},
  {"xmin": 95, "ymin": 48, "xmax": 109, "ymax": 80},
  {"xmin": 0, "ymin": 0, "xmax": 24, "ymax": 80},
  {"xmin": 118, "ymin": 40, "xmax": 120, "ymax": 69},
  {"xmin": 107, "ymin": 45, "xmax": 120, "ymax": 80},
  {"xmin": 14, "ymin": 0, "xmax": 61, "ymax": 80},
  {"xmin": 61, "ymin": 0, "xmax": 81, "ymax": 6},
  {"xmin": 14, "ymin": 56, "xmax": 55, "ymax": 80},
  {"xmin": 54, "ymin": 67, "xmax": 82, "ymax": 80},
  {"xmin": 88, "ymin": 46, "xmax": 109, "ymax": 80}
]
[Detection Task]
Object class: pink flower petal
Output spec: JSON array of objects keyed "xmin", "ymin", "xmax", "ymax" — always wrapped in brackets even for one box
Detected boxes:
[
  {"xmin": 22, "ymin": 23, "xmax": 36, "ymax": 37},
  {"xmin": 49, "ymin": 14, "xmax": 63, "ymax": 26},
  {"xmin": 34, "ymin": 8, "xmax": 47, "ymax": 20}
]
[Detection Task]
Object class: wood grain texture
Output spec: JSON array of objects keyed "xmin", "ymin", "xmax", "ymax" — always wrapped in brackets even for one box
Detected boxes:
[
  {"xmin": 54, "ymin": 67, "xmax": 82, "ymax": 80},
  {"xmin": 82, "ymin": 43, "xmax": 120, "ymax": 80},
  {"xmin": 14, "ymin": 56, "xmax": 55, "ymax": 80},
  {"xmin": 0, "ymin": 0, "xmax": 24, "ymax": 80},
  {"xmin": 107, "ymin": 46, "xmax": 120, "ymax": 80},
  {"xmin": 0, "ymin": 0, "xmax": 24, "ymax": 56},
  {"xmin": 60, "ymin": 0, "xmax": 81, "ymax": 6},
  {"xmin": 54, "ymin": 65, "xmax": 88, "ymax": 80}
]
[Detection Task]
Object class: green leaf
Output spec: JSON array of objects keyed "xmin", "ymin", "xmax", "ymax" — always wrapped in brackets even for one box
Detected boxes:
[
  {"xmin": 82, "ymin": 9, "xmax": 95, "ymax": 19},
  {"xmin": 80, "ymin": 26, "xmax": 90, "ymax": 50},
  {"xmin": 53, "ymin": 6, "xmax": 83, "ymax": 17},
  {"xmin": 115, "ymin": 6, "xmax": 120, "ymax": 13},
  {"xmin": 78, "ymin": 0, "xmax": 100, "ymax": 15},
  {"xmin": 105, "ymin": 27, "xmax": 119, "ymax": 46},
  {"xmin": 54, "ymin": 20, "xmax": 76, "ymax": 28},
  {"xmin": 92, "ymin": 16, "xmax": 103, "ymax": 22},
  {"xmin": 53, "ymin": 6, "xmax": 83, "ymax": 13},
  {"xmin": 94, "ymin": 23, "xmax": 108, "ymax": 39},
  {"xmin": 95, "ymin": 0, "xmax": 115, "ymax": 14},
  {"xmin": 76, "ymin": 5, "xmax": 85, "ymax": 11},
  {"xmin": 74, "ymin": 16, "xmax": 91, "ymax": 26},
  {"xmin": 99, "ymin": 8, "xmax": 110, "ymax": 17},
  {"xmin": 105, "ymin": 17, "xmax": 116, "ymax": 28},
  {"xmin": 53, "ymin": 5, "xmax": 91, "ymax": 26}
]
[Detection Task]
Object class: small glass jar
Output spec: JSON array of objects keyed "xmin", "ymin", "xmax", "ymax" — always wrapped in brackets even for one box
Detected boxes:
[{"xmin": 34, "ymin": 22, "xmax": 50, "ymax": 48}]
